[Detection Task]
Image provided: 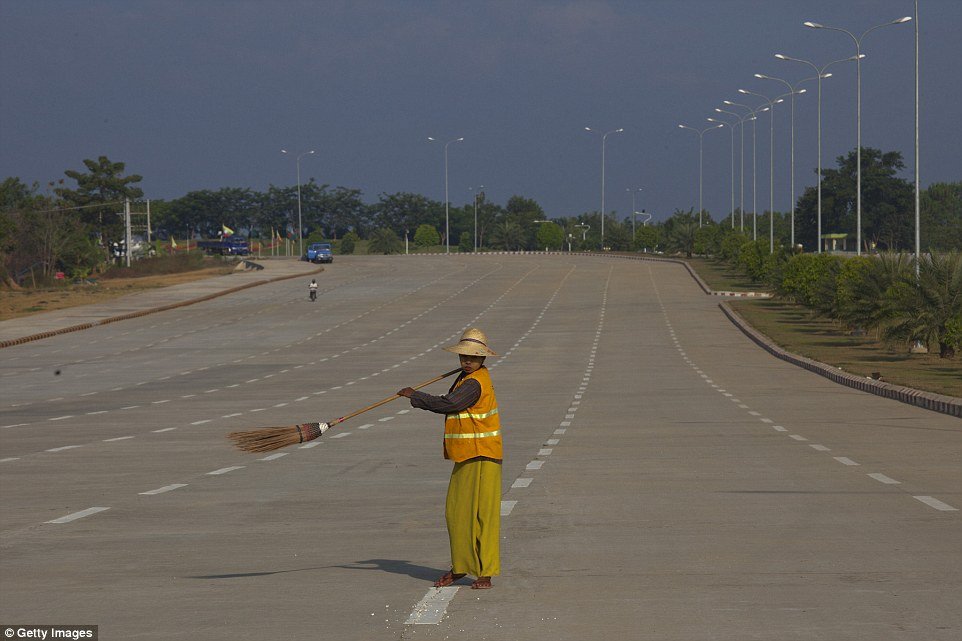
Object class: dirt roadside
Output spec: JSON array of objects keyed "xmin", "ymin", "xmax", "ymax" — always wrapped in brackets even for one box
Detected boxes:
[{"xmin": 0, "ymin": 266, "xmax": 236, "ymax": 321}]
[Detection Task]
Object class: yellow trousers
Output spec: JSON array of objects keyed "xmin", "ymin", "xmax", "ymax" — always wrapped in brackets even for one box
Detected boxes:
[{"xmin": 446, "ymin": 457, "xmax": 501, "ymax": 578}]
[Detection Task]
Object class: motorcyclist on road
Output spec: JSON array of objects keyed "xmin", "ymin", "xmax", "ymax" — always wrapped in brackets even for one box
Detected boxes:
[{"xmin": 309, "ymin": 278, "xmax": 318, "ymax": 301}]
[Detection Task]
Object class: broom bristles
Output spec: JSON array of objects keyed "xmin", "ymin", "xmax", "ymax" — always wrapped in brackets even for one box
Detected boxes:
[{"xmin": 228, "ymin": 422, "xmax": 327, "ymax": 453}]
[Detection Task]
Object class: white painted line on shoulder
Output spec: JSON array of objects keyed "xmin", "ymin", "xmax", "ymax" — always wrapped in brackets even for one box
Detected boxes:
[
  {"xmin": 207, "ymin": 466, "xmax": 245, "ymax": 475},
  {"xmin": 103, "ymin": 436, "xmax": 135, "ymax": 442},
  {"xmin": 405, "ymin": 586, "xmax": 460, "ymax": 625},
  {"xmin": 809, "ymin": 444, "xmax": 831, "ymax": 451},
  {"xmin": 834, "ymin": 457, "xmax": 860, "ymax": 466},
  {"xmin": 46, "ymin": 506, "xmax": 110, "ymax": 524},
  {"xmin": 868, "ymin": 473, "xmax": 900, "ymax": 485},
  {"xmin": 46, "ymin": 445, "xmax": 83, "ymax": 452},
  {"xmin": 140, "ymin": 484, "xmax": 187, "ymax": 496},
  {"xmin": 913, "ymin": 496, "xmax": 958, "ymax": 511},
  {"xmin": 512, "ymin": 478, "xmax": 533, "ymax": 488},
  {"xmin": 501, "ymin": 500, "xmax": 518, "ymax": 516},
  {"xmin": 259, "ymin": 453, "xmax": 288, "ymax": 461},
  {"xmin": 526, "ymin": 460, "xmax": 544, "ymax": 470}
]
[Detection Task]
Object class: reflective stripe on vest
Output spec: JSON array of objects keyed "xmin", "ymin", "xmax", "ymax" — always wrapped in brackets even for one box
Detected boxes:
[
  {"xmin": 444, "ymin": 429, "xmax": 501, "ymax": 439},
  {"xmin": 445, "ymin": 407, "xmax": 499, "ymax": 421}
]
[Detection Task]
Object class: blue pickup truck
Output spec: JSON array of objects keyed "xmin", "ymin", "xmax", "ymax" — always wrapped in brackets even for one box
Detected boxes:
[{"xmin": 305, "ymin": 242, "xmax": 333, "ymax": 264}]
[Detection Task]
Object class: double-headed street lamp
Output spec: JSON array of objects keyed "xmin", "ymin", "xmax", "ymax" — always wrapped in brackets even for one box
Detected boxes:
[
  {"xmin": 715, "ymin": 108, "xmax": 756, "ymax": 232},
  {"xmin": 585, "ymin": 127, "xmax": 623, "ymax": 249},
  {"xmin": 804, "ymin": 16, "xmax": 912, "ymax": 254},
  {"xmin": 280, "ymin": 148, "xmax": 315, "ymax": 258},
  {"xmin": 706, "ymin": 117, "xmax": 736, "ymax": 229},
  {"xmin": 776, "ymin": 54, "xmax": 860, "ymax": 252},
  {"xmin": 723, "ymin": 100, "xmax": 769, "ymax": 240},
  {"xmin": 754, "ymin": 74, "xmax": 810, "ymax": 248},
  {"xmin": 738, "ymin": 89, "xmax": 783, "ymax": 252},
  {"xmin": 677, "ymin": 124, "xmax": 723, "ymax": 227},
  {"xmin": 428, "ymin": 136, "xmax": 464, "ymax": 254}
]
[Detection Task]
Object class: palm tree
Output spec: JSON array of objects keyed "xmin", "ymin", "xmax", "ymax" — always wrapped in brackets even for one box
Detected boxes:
[
  {"xmin": 490, "ymin": 221, "xmax": 523, "ymax": 251},
  {"xmin": 841, "ymin": 252, "xmax": 914, "ymax": 339},
  {"xmin": 886, "ymin": 251, "xmax": 962, "ymax": 358}
]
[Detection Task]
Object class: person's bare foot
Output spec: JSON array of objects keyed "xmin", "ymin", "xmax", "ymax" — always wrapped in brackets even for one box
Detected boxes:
[
  {"xmin": 433, "ymin": 571, "xmax": 466, "ymax": 587},
  {"xmin": 471, "ymin": 576, "xmax": 492, "ymax": 589}
]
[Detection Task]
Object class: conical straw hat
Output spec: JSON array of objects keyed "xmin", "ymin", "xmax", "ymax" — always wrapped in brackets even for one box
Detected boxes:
[{"xmin": 443, "ymin": 328, "xmax": 498, "ymax": 357}]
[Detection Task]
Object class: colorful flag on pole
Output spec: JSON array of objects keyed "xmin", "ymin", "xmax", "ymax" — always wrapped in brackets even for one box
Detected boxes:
[
  {"xmin": 170, "ymin": 236, "xmax": 178, "ymax": 249},
  {"xmin": 222, "ymin": 225, "xmax": 234, "ymax": 236}
]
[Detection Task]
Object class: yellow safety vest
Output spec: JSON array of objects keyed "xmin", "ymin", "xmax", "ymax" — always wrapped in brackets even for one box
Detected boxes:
[{"xmin": 443, "ymin": 367, "xmax": 503, "ymax": 462}]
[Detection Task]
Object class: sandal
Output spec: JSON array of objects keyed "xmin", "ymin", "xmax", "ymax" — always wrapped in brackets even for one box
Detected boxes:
[
  {"xmin": 433, "ymin": 571, "xmax": 466, "ymax": 587},
  {"xmin": 471, "ymin": 576, "xmax": 492, "ymax": 589}
]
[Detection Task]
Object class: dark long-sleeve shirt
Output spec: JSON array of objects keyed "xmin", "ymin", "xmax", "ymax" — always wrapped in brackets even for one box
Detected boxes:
[{"xmin": 409, "ymin": 375, "xmax": 481, "ymax": 415}]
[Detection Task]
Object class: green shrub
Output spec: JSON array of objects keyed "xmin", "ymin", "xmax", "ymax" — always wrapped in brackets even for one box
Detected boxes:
[{"xmin": 339, "ymin": 231, "xmax": 360, "ymax": 255}]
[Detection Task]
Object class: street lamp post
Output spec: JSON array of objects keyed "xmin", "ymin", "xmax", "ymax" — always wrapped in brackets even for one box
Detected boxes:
[
  {"xmin": 280, "ymin": 148, "xmax": 315, "ymax": 259},
  {"xmin": 677, "ymin": 124, "xmax": 723, "ymax": 227},
  {"xmin": 776, "ymin": 54, "xmax": 859, "ymax": 252},
  {"xmin": 724, "ymin": 101, "xmax": 768, "ymax": 240},
  {"xmin": 585, "ymin": 127, "xmax": 623, "ymax": 249},
  {"xmin": 626, "ymin": 188, "xmax": 643, "ymax": 238},
  {"xmin": 428, "ymin": 136, "xmax": 464, "ymax": 254},
  {"xmin": 739, "ymin": 89, "xmax": 783, "ymax": 252},
  {"xmin": 755, "ymin": 74, "xmax": 810, "ymax": 248},
  {"xmin": 715, "ymin": 108, "xmax": 755, "ymax": 232},
  {"xmin": 707, "ymin": 117, "xmax": 736, "ymax": 229},
  {"xmin": 804, "ymin": 15, "xmax": 912, "ymax": 254},
  {"xmin": 469, "ymin": 185, "xmax": 484, "ymax": 252}
]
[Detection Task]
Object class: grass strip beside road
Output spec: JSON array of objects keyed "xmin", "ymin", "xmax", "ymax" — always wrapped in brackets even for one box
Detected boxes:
[
  {"xmin": 729, "ymin": 299, "xmax": 962, "ymax": 398},
  {"xmin": 685, "ymin": 257, "xmax": 769, "ymax": 292}
]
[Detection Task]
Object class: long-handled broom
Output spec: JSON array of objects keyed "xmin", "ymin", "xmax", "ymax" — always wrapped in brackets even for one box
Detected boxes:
[{"xmin": 228, "ymin": 367, "xmax": 461, "ymax": 453}]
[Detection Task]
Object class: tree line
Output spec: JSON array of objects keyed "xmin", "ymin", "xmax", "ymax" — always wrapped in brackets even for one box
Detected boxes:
[{"xmin": 1, "ymin": 147, "xmax": 959, "ymax": 286}]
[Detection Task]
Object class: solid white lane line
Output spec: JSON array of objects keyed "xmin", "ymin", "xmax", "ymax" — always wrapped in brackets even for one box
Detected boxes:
[
  {"xmin": 913, "ymin": 496, "xmax": 958, "ymax": 512},
  {"xmin": 501, "ymin": 500, "xmax": 518, "ymax": 516},
  {"xmin": 512, "ymin": 478, "xmax": 533, "ymax": 488},
  {"xmin": 868, "ymin": 473, "xmax": 901, "ymax": 485},
  {"xmin": 140, "ymin": 484, "xmax": 187, "ymax": 495},
  {"xmin": 259, "ymin": 453, "xmax": 288, "ymax": 461},
  {"xmin": 46, "ymin": 445, "xmax": 82, "ymax": 452},
  {"xmin": 207, "ymin": 466, "xmax": 244, "ymax": 475},
  {"xmin": 834, "ymin": 457, "xmax": 860, "ymax": 466},
  {"xmin": 405, "ymin": 587, "xmax": 459, "ymax": 625},
  {"xmin": 46, "ymin": 507, "xmax": 109, "ymax": 524}
]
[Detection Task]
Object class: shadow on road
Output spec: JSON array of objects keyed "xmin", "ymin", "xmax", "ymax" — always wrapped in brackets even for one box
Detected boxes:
[{"xmin": 187, "ymin": 558, "xmax": 442, "ymax": 581}]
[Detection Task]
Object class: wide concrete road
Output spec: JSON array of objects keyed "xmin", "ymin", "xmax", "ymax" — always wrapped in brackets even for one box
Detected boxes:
[{"xmin": 1, "ymin": 255, "xmax": 958, "ymax": 641}]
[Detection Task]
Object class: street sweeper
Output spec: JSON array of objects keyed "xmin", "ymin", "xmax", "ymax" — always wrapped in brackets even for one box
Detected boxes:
[{"xmin": 397, "ymin": 328, "xmax": 502, "ymax": 590}]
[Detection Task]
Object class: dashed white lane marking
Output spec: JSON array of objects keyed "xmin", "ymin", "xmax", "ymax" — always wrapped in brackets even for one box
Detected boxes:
[
  {"xmin": 191, "ymin": 420, "xmax": 212, "ymax": 425},
  {"xmin": 378, "ymin": 416, "xmax": 395, "ymax": 422},
  {"xmin": 1, "ymin": 457, "xmax": 21, "ymax": 463},
  {"xmin": 538, "ymin": 448, "xmax": 553, "ymax": 456},
  {"xmin": 789, "ymin": 435, "xmax": 808, "ymax": 441},
  {"xmin": 207, "ymin": 466, "xmax": 245, "ymax": 475},
  {"xmin": 809, "ymin": 444, "xmax": 831, "ymax": 451},
  {"xmin": 554, "ymin": 429, "xmax": 566, "ymax": 435},
  {"xmin": 152, "ymin": 427, "xmax": 177, "ymax": 433},
  {"xmin": 834, "ymin": 457, "xmax": 860, "ymax": 466},
  {"xmin": 546, "ymin": 439, "xmax": 560, "ymax": 445},
  {"xmin": 357, "ymin": 424, "xmax": 373, "ymax": 430},
  {"xmin": 330, "ymin": 433, "xmax": 350, "ymax": 438},
  {"xmin": 512, "ymin": 478, "xmax": 533, "ymax": 488},
  {"xmin": 405, "ymin": 586, "xmax": 459, "ymax": 625},
  {"xmin": 913, "ymin": 496, "xmax": 958, "ymax": 512},
  {"xmin": 868, "ymin": 473, "xmax": 901, "ymax": 485},
  {"xmin": 46, "ymin": 507, "xmax": 109, "ymax": 524},
  {"xmin": 500, "ymin": 500, "xmax": 518, "ymax": 516},
  {"xmin": 46, "ymin": 445, "xmax": 83, "ymax": 452},
  {"xmin": 222, "ymin": 413, "xmax": 243, "ymax": 418},
  {"xmin": 773, "ymin": 426, "xmax": 787, "ymax": 432},
  {"xmin": 103, "ymin": 436, "xmax": 135, "ymax": 442},
  {"xmin": 259, "ymin": 453, "xmax": 288, "ymax": 461},
  {"xmin": 299, "ymin": 441, "xmax": 322, "ymax": 449},
  {"xmin": 526, "ymin": 460, "xmax": 544, "ymax": 470},
  {"xmin": 139, "ymin": 484, "xmax": 187, "ymax": 495}
]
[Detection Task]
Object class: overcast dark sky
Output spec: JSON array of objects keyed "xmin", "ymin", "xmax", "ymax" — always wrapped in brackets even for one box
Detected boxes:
[{"xmin": 2, "ymin": 0, "xmax": 959, "ymax": 223}]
